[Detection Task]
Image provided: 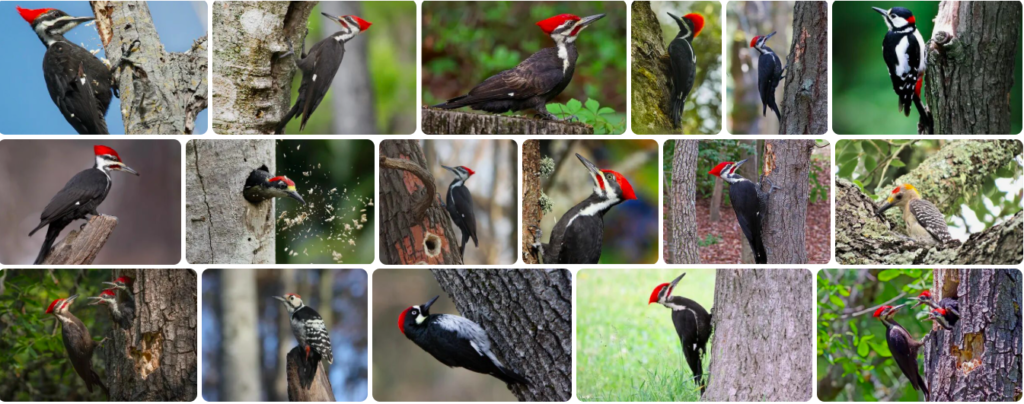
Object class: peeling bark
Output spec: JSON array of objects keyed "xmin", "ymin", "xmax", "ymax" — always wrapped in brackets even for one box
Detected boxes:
[
  {"xmin": 522, "ymin": 140, "xmax": 542, "ymax": 264},
  {"xmin": 762, "ymin": 140, "xmax": 814, "ymax": 264},
  {"xmin": 777, "ymin": 1, "xmax": 827, "ymax": 135},
  {"xmin": 421, "ymin": 109, "xmax": 592, "ymax": 135},
  {"xmin": 41, "ymin": 215, "xmax": 118, "ymax": 265},
  {"xmin": 668, "ymin": 140, "xmax": 700, "ymax": 264}
]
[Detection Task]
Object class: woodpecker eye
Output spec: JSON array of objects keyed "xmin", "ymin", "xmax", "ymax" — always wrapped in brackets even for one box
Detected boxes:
[
  {"xmin": 895, "ymin": 194, "xmax": 902, "ymax": 200},
  {"xmin": 411, "ymin": 309, "xmax": 419, "ymax": 316},
  {"xmin": 605, "ymin": 173, "xmax": 613, "ymax": 180}
]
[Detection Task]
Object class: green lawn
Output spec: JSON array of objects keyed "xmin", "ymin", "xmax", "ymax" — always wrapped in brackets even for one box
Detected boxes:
[{"xmin": 577, "ymin": 269, "xmax": 716, "ymax": 402}]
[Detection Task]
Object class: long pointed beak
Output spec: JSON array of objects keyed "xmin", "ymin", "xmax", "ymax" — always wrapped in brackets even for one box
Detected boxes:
[
  {"xmin": 872, "ymin": 7, "xmax": 888, "ymax": 16},
  {"xmin": 69, "ymin": 16, "xmax": 95, "ymax": 25},
  {"xmin": 86, "ymin": 297, "xmax": 103, "ymax": 305},
  {"xmin": 273, "ymin": 296, "xmax": 286, "ymax": 303},
  {"xmin": 669, "ymin": 273, "xmax": 686, "ymax": 289},
  {"xmin": 666, "ymin": 12, "xmax": 683, "ymax": 24},
  {"xmin": 66, "ymin": 294, "xmax": 79, "ymax": 304},
  {"xmin": 102, "ymin": 282, "xmax": 118, "ymax": 288},
  {"xmin": 422, "ymin": 295, "xmax": 440, "ymax": 312},
  {"xmin": 578, "ymin": 14, "xmax": 605, "ymax": 28},
  {"xmin": 764, "ymin": 31, "xmax": 777, "ymax": 41},
  {"xmin": 119, "ymin": 164, "xmax": 140, "ymax": 176},
  {"xmin": 891, "ymin": 303, "xmax": 907, "ymax": 312},
  {"xmin": 441, "ymin": 165, "xmax": 458, "ymax": 174},
  {"xmin": 733, "ymin": 158, "xmax": 748, "ymax": 170},
  {"xmin": 877, "ymin": 201, "xmax": 895, "ymax": 214},
  {"xmin": 322, "ymin": 12, "xmax": 340, "ymax": 20},
  {"xmin": 286, "ymin": 191, "xmax": 306, "ymax": 205},
  {"xmin": 577, "ymin": 153, "xmax": 601, "ymax": 176}
]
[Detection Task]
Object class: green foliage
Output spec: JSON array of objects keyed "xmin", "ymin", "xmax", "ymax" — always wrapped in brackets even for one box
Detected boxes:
[
  {"xmin": 808, "ymin": 154, "xmax": 828, "ymax": 204},
  {"xmin": 697, "ymin": 233, "xmax": 720, "ymax": 247},
  {"xmin": 546, "ymin": 98, "xmax": 626, "ymax": 134}
]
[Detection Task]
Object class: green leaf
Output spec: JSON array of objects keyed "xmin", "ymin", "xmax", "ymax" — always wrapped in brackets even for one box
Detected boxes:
[
  {"xmin": 546, "ymin": 103, "xmax": 564, "ymax": 114},
  {"xmin": 566, "ymin": 99, "xmax": 582, "ymax": 114},
  {"xmin": 889, "ymin": 159, "xmax": 906, "ymax": 167},
  {"xmin": 857, "ymin": 339, "xmax": 870, "ymax": 357},
  {"xmin": 597, "ymin": 107, "xmax": 615, "ymax": 115},
  {"xmin": 877, "ymin": 269, "xmax": 902, "ymax": 282},
  {"xmin": 585, "ymin": 98, "xmax": 599, "ymax": 113},
  {"xmin": 829, "ymin": 294, "xmax": 846, "ymax": 308},
  {"xmin": 870, "ymin": 340, "xmax": 891, "ymax": 357}
]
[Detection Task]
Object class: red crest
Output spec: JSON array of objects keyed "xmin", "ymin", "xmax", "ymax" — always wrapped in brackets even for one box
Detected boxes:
[
  {"xmin": 684, "ymin": 13, "xmax": 704, "ymax": 37},
  {"xmin": 94, "ymin": 145, "xmax": 122, "ymax": 162},
  {"xmin": 536, "ymin": 14, "xmax": 580, "ymax": 34},
  {"xmin": 17, "ymin": 6, "xmax": 52, "ymax": 24}
]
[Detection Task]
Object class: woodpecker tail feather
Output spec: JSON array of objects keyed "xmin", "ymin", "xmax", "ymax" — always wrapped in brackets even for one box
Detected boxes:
[
  {"xmin": 752, "ymin": 230, "xmax": 767, "ymax": 264},
  {"xmin": 34, "ymin": 225, "xmax": 61, "ymax": 265},
  {"xmin": 767, "ymin": 96, "xmax": 781, "ymax": 121},
  {"xmin": 670, "ymin": 96, "xmax": 684, "ymax": 129},
  {"xmin": 432, "ymin": 95, "xmax": 470, "ymax": 110},
  {"xmin": 276, "ymin": 103, "xmax": 301, "ymax": 134}
]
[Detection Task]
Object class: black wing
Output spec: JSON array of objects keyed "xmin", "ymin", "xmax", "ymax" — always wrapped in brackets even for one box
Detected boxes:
[
  {"xmin": 435, "ymin": 47, "xmax": 566, "ymax": 111},
  {"xmin": 729, "ymin": 181, "xmax": 761, "ymax": 252},
  {"xmin": 757, "ymin": 53, "xmax": 777, "ymax": 107},
  {"xmin": 44, "ymin": 43, "xmax": 109, "ymax": 134},
  {"xmin": 557, "ymin": 215, "xmax": 603, "ymax": 264},
  {"xmin": 296, "ymin": 39, "xmax": 346, "ymax": 130},
  {"xmin": 887, "ymin": 325, "xmax": 927, "ymax": 395},
  {"xmin": 31, "ymin": 169, "xmax": 109, "ymax": 235},
  {"xmin": 668, "ymin": 38, "xmax": 695, "ymax": 127},
  {"xmin": 450, "ymin": 185, "xmax": 478, "ymax": 246}
]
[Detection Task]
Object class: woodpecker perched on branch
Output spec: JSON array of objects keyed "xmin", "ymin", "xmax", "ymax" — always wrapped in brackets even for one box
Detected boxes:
[
  {"xmin": 531, "ymin": 153, "xmax": 636, "ymax": 264},
  {"xmin": 877, "ymin": 183, "xmax": 955, "ymax": 246},
  {"xmin": 911, "ymin": 290, "xmax": 959, "ymax": 327},
  {"xmin": 399, "ymin": 295, "xmax": 529, "ymax": 385},
  {"xmin": 88, "ymin": 288, "xmax": 132, "ymax": 330},
  {"xmin": 707, "ymin": 159, "xmax": 778, "ymax": 264},
  {"xmin": 431, "ymin": 13, "xmax": 605, "ymax": 121},
  {"xmin": 276, "ymin": 13, "xmax": 373, "ymax": 134},
  {"xmin": 29, "ymin": 145, "xmax": 139, "ymax": 265},
  {"xmin": 18, "ymin": 6, "xmax": 113, "ymax": 134},
  {"xmin": 243, "ymin": 165, "xmax": 306, "ymax": 205},
  {"xmin": 874, "ymin": 304, "xmax": 929, "ymax": 401},
  {"xmin": 442, "ymin": 165, "xmax": 478, "ymax": 256},
  {"xmin": 274, "ymin": 293, "xmax": 334, "ymax": 365},
  {"xmin": 648, "ymin": 273, "xmax": 712, "ymax": 396},
  {"xmin": 666, "ymin": 12, "xmax": 703, "ymax": 129},
  {"xmin": 872, "ymin": 7, "xmax": 929, "ymax": 121},
  {"xmin": 46, "ymin": 295, "xmax": 108, "ymax": 395},
  {"xmin": 750, "ymin": 32, "xmax": 784, "ymax": 121}
]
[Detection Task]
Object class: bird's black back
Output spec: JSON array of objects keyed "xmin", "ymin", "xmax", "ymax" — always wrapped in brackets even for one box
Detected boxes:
[
  {"xmin": 668, "ymin": 37, "xmax": 695, "ymax": 128},
  {"xmin": 667, "ymin": 296, "xmax": 712, "ymax": 347},
  {"xmin": 545, "ymin": 193, "xmax": 618, "ymax": 264},
  {"xmin": 293, "ymin": 36, "xmax": 346, "ymax": 131},
  {"xmin": 61, "ymin": 315, "xmax": 104, "ymax": 393},
  {"xmin": 757, "ymin": 47, "xmax": 782, "ymax": 119},
  {"xmin": 885, "ymin": 320, "xmax": 928, "ymax": 398},
  {"xmin": 727, "ymin": 181, "xmax": 766, "ymax": 263},
  {"xmin": 32, "ymin": 168, "xmax": 111, "ymax": 234},
  {"xmin": 446, "ymin": 182, "xmax": 478, "ymax": 246},
  {"xmin": 43, "ymin": 42, "xmax": 112, "ymax": 134},
  {"xmin": 405, "ymin": 314, "xmax": 527, "ymax": 385}
]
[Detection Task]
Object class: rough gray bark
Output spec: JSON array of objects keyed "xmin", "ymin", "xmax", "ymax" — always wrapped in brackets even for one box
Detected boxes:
[
  {"xmin": 522, "ymin": 140, "xmax": 542, "ymax": 264},
  {"xmin": 40, "ymin": 215, "xmax": 118, "ymax": 265},
  {"xmin": 212, "ymin": 2, "xmax": 316, "ymax": 134},
  {"xmin": 778, "ymin": 1, "xmax": 827, "ymax": 135},
  {"xmin": 422, "ymin": 109, "xmax": 593, "ymax": 135},
  {"xmin": 668, "ymin": 140, "xmax": 699, "ymax": 264},
  {"xmin": 104, "ymin": 269, "xmax": 197, "ymax": 401},
  {"xmin": 325, "ymin": 2, "xmax": 376, "ymax": 135},
  {"xmin": 91, "ymin": 1, "xmax": 208, "ymax": 134},
  {"xmin": 704, "ymin": 269, "xmax": 812, "ymax": 401},
  {"xmin": 431, "ymin": 268, "xmax": 572, "ymax": 402},
  {"xmin": 922, "ymin": 269, "xmax": 1022, "ymax": 401},
  {"xmin": 762, "ymin": 140, "xmax": 813, "ymax": 264},
  {"xmin": 219, "ymin": 270, "xmax": 259, "ymax": 401},
  {"xmin": 924, "ymin": 1, "xmax": 1021, "ymax": 134},
  {"xmin": 186, "ymin": 140, "xmax": 275, "ymax": 264},
  {"xmin": 286, "ymin": 347, "xmax": 333, "ymax": 401},
  {"xmin": 273, "ymin": 269, "xmax": 296, "ymax": 401},
  {"xmin": 630, "ymin": 1, "xmax": 674, "ymax": 133}
]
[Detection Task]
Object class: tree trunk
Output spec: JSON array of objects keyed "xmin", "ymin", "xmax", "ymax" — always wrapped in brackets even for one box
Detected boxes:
[
  {"xmin": 922, "ymin": 268, "xmax": 1022, "ymax": 401},
  {"xmin": 522, "ymin": 140, "xmax": 542, "ymax": 264},
  {"xmin": 430, "ymin": 268, "xmax": 572, "ymax": 402},
  {"xmin": 704, "ymin": 269, "xmax": 812, "ymax": 401},
  {"xmin": 285, "ymin": 347, "xmax": 333, "ymax": 401},
  {"xmin": 90, "ymin": 1, "xmax": 208, "ymax": 134},
  {"xmin": 379, "ymin": 140, "xmax": 463, "ymax": 264},
  {"xmin": 273, "ymin": 269, "xmax": 296, "ymax": 401},
  {"xmin": 186, "ymin": 140, "xmax": 275, "ymax": 264},
  {"xmin": 777, "ymin": 1, "xmax": 828, "ymax": 135},
  {"xmin": 709, "ymin": 147, "xmax": 724, "ymax": 222},
  {"xmin": 925, "ymin": 1, "xmax": 1021, "ymax": 134},
  {"xmin": 421, "ymin": 109, "xmax": 592, "ymax": 135},
  {"xmin": 762, "ymin": 140, "xmax": 813, "ymax": 264},
  {"xmin": 630, "ymin": 1, "xmax": 675, "ymax": 133},
  {"xmin": 668, "ymin": 140, "xmax": 700, "ymax": 264},
  {"xmin": 41, "ymin": 215, "xmax": 118, "ymax": 265},
  {"xmin": 104, "ymin": 269, "xmax": 197, "ymax": 401},
  {"xmin": 219, "ymin": 270, "xmax": 260, "ymax": 401},
  {"xmin": 326, "ymin": 1, "xmax": 376, "ymax": 135},
  {"xmin": 739, "ymin": 141, "xmax": 759, "ymax": 264},
  {"xmin": 212, "ymin": 1, "xmax": 316, "ymax": 134}
]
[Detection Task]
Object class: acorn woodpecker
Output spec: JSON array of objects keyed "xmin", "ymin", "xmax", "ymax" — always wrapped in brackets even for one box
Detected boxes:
[
  {"xmin": 442, "ymin": 165, "xmax": 478, "ymax": 256},
  {"xmin": 872, "ymin": 7, "xmax": 928, "ymax": 119},
  {"xmin": 750, "ymin": 32, "xmax": 784, "ymax": 120},
  {"xmin": 648, "ymin": 273, "xmax": 712, "ymax": 395},
  {"xmin": 666, "ymin": 12, "xmax": 704, "ymax": 129},
  {"xmin": 242, "ymin": 165, "xmax": 306, "ymax": 205}
]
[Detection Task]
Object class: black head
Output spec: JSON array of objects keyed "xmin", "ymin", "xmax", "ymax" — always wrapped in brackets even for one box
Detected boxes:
[
  {"xmin": 398, "ymin": 295, "xmax": 439, "ymax": 335},
  {"xmin": 667, "ymin": 12, "xmax": 704, "ymax": 41},
  {"xmin": 872, "ymin": 6, "xmax": 917, "ymax": 31}
]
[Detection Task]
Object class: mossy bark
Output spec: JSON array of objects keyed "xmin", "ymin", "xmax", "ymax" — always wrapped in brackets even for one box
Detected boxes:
[{"xmin": 630, "ymin": 1, "xmax": 675, "ymax": 134}]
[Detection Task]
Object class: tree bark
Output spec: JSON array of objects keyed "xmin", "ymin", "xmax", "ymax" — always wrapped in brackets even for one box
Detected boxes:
[
  {"xmin": 41, "ymin": 215, "xmax": 118, "ymax": 265},
  {"xmin": 668, "ymin": 140, "xmax": 700, "ymax": 264},
  {"xmin": 922, "ymin": 269, "xmax": 1022, "ymax": 401},
  {"xmin": 104, "ymin": 269, "xmax": 197, "ymax": 401},
  {"xmin": 431, "ymin": 268, "xmax": 572, "ymax": 402},
  {"xmin": 924, "ymin": 1, "xmax": 1021, "ymax": 134},
  {"xmin": 90, "ymin": 1, "xmax": 208, "ymax": 134},
  {"xmin": 273, "ymin": 269, "xmax": 296, "ymax": 401},
  {"xmin": 704, "ymin": 269, "xmax": 812, "ymax": 401},
  {"xmin": 630, "ymin": 1, "xmax": 675, "ymax": 133},
  {"xmin": 212, "ymin": 2, "xmax": 316, "ymax": 134},
  {"xmin": 186, "ymin": 140, "xmax": 275, "ymax": 264},
  {"xmin": 421, "ymin": 109, "xmax": 592, "ymax": 135},
  {"xmin": 379, "ymin": 140, "xmax": 463, "ymax": 265},
  {"xmin": 777, "ymin": 1, "xmax": 828, "ymax": 135},
  {"xmin": 522, "ymin": 140, "xmax": 542, "ymax": 264},
  {"xmin": 762, "ymin": 140, "xmax": 814, "ymax": 264},
  {"xmin": 219, "ymin": 269, "xmax": 259, "ymax": 401},
  {"xmin": 285, "ymin": 347, "xmax": 333, "ymax": 401}
]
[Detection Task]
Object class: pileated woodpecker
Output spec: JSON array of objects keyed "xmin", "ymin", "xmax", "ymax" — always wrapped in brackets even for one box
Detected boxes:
[
  {"xmin": 276, "ymin": 13, "xmax": 373, "ymax": 134},
  {"xmin": 243, "ymin": 165, "xmax": 306, "ymax": 205},
  {"xmin": 431, "ymin": 13, "xmax": 605, "ymax": 120},
  {"xmin": 926, "ymin": 308, "xmax": 953, "ymax": 330},
  {"xmin": 707, "ymin": 159, "xmax": 776, "ymax": 264},
  {"xmin": 532, "ymin": 154, "xmax": 636, "ymax": 264},
  {"xmin": 399, "ymin": 295, "xmax": 529, "ymax": 385},
  {"xmin": 18, "ymin": 6, "xmax": 112, "ymax": 134},
  {"xmin": 89, "ymin": 276, "xmax": 135, "ymax": 330},
  {"xmin": 750, "ymin": 32, "xmax": 784, "ymax": 121},
  {"xmin": 46, "ymin": 295, "xmax": 108, "ymax": 395},
  {"xmin": 872, "ymin": 7, "xmax": 929, "ymax": 121},
  {"xmin": 874, "ymin": 304, "xmax": 929, "ymax": 401},
  {"xmin": 648, "ymin": 273, "xmax": 712, "ymax": 395},
  {"xmin": 29, "ymin": 145, "xmax": 139, "ymax": 265},
  {"xmin": 442, "ymin": 165, "xmax": 478, "ymax": 255},
  {"xmin": 666, "ymin": 12, "xmax": 703, "ymax": 129},
  {"xmin": 911, "ymin": 290, "xmax": 959, "ymax": 327}
]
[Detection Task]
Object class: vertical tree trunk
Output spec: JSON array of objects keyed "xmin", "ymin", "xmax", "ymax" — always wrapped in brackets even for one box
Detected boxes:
[
  {"xmin": 186, "ymin": 140, "xmax": 275, "ymax": 264},
  {"xmin": 668, "ymin": 140, "xmax": 700, "ymax": 264},
  {"xmin": 325, "ymin": 2, "xmax": 377, "ymax": 135},
  {"xmin": 105, "ymin": 269, "xmax": 197, "ymax": 400},
  {"xmin": 739, "ymin": 141, "xmax": 759, "ymax": 264},
  {"xmin": 522, "ymin": 140, "xmax": 542, "ymax": 264},
  {"xmin": 219, "ymin": 269, "xmax": 260, "ymax": 401},
  {"xmin": 630, "ymin": 1, "xmax": 675, "ymax": 133},
  {"xmin": 212, "ymin": 2, "xmax": 316, "ymax": 134},
  {"xmin": 778, "ymin": 1, "xmax": 828, "ymax": 135},
  {"xmin": 704, "ymin": 269, "xmax": 812, "ymax": 401},
  {"xmin": 922, "ymin": 268, "xmax": 1022, "ymax": 401},
  {"xmin": 431, "ymin": 268, "xmax": 572, "ymax": 402},
  {"xmin": 273, "ymin": 269, "xmax": 296, "ymax": 401},
  {"xmin": 286, "ymin": 347, "xmax": 333, "ymax": 401},
  {"xmin": 762, "ymin": 140, "xmax": 813, "ymax": 264},
  {"xmin": 925, "ymin": 1, "xmax": 1021, "ymax": 134}
]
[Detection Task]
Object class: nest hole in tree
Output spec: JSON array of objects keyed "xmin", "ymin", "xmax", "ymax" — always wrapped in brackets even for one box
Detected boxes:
[
  {"xmin": 423, "ymin": 232, "xmax": 442, "ymax": 257},
  {"xmin": 129, "ymin": 331, "xmax": 163, "ymax": 380}
]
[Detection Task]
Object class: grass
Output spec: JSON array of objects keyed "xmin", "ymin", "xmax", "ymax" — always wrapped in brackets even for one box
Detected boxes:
[{"xmin": 577, "ymin": 269, "xmax": 716, "ymax": 402}]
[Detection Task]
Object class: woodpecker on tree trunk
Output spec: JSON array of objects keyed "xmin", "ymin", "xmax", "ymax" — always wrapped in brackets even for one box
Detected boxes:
[
  {"xmin": 531, "ymin": 153, "xmax": 637, "ymax": 264},
  {"xmin": 46, "ymin": 295, "xmax": 108, "ymax": 396},
  {"xmin": 877, "ymin": 183, "xmax": 956, "ymax": 246},
  {"xmin": 665, "ymin": 12, "xmax": 703, "ymax": 129},
  {"xmin": 874, "ymin": 304, "xmax": 929, "ymax": 401},
  {"xmin": 274, "ymin": 293, "xmax": 334, "ymax": 366},
  {"xmin": 872, "ymin": 6, "xmax": 931, "ymax": 125},
  {"xmin": 442, "ymin": 165, "xmax": 478, "ymax": 256},
  {"xmin": 648, "ymin": 273, "xmax": 712, "ymax": 396},
  {"xmin": 750, "ymin": 32, "xmax": 784, "ymax": 121},
  {"xmin": 399, "ymin": 295, "xmax": 529, "ymax": 385},
  {"xmin": 28, "ymin": 145, "xmax": 139, "ymax": 265},
  {"xmin": 243, "ymin": 165, "xmax": 306, "ymax": 205},
  {"xmin": 910, "ymin": 290, "xmax": 959, "ymax": 328},
  {"xmin": 707, "ymin": 159, "xmax": 777, "ymax": 264},
  {"xmin": 431, "ymin": 13, "xmax": 605, "ymax": 121},
  {"xmin": 89, "ymin": 276, "xmax": 136, "ymax": 330},
  {"xmin": 276, "ymin": 14, "xmax": 373, "ymax": 134}
]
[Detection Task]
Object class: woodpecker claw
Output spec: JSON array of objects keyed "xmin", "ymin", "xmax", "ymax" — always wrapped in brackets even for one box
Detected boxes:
[{"xmin": 528, "ymin": 225, "xmax": 546, "ymax": 264}]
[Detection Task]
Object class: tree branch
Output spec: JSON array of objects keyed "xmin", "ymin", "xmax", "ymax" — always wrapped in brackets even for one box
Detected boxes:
[
  {"xmin": 380, "ymin": 156, "xmax": 435, "ymax": 224},
  {"xmin": 42, "ymin": 215, "xmax": 118, "ymax": 265},
  {"xmin": 422, "ymin": 108, "xmax": 592, "ymax": 134},
  {"xmin": 285, "ymin": 347, "xmax": 333, "ymax": 401}
]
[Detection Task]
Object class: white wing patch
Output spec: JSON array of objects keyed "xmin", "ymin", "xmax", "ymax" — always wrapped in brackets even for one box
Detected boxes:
[
  {"xmin": 895, "ymin": 36, "xmax": 910, "ymax": 77},
  {"xmin": 436, "ymin": 314, "xmax": 501, "ymax": 364}
]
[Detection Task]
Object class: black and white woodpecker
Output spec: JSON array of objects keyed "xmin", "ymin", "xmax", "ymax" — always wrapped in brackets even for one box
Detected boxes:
[
  {"xmin": 431, "ymin": 13, "xmax": 605, "ymax": 120},
  {"xmin": 274, "ymin": 293, "xmax": 334, "ymax": 365},
  {"xmin": 665, "ymin": 12, "xmax": 703, "ymax": 129},
  {"xmin": 874, "ymin": 304, "xmax": 929, "ymax": 401},
  {"xmin": 532, "ymin": 154, "xmax": 637, "ymax": 264},
  {"xmin": 911, "ymin": 290, "xmax": 959, "ymax": 328},
  {"xmin": 18, "ymin": 7, "xmax": 113, "ymax": 134},
  {"xmin": 46, "ymin": 295, "xmax": 108, "ymax": 395},
  {"xmin": 872, "ymin": 6, "xmax": 929, "ymax": 120},
  {"xmin": 276, "ymin": 14, "xmax": 373, "ymax": 134},
  {"xmin": 88, "ymin": 288, "xmax": 133, "ymax": 330},
  {"xmin": 877, "ymin": 183, "xmax": 955, "ymax": 246},
  {"xmin": 29, "ymin": 145, "xmax": 139, "ymax": 265},
  {"xmin": 399, "ymin": 295, "xmax": 529, "ymax": 385},
  {"xmin": 648, "ymin": 273, "xmax": 712, "ymax": 396},
  {"xmin": 243, "ymin": 165, "xmax": 306, "ymax": 205},
  {"xmin": 750, "ymin": 32, "xmax": 784, "ymax": 121},
  {"xmin": 707, "ymin": 159, "xmax": 776, "ymax": 264},
  {"xmin": 442, "ymin": 165, "xmax": 478, "ymax": 256}
]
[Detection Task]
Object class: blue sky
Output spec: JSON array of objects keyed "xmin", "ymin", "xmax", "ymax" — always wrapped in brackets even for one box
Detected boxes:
[{"xmin": 0, "ymin": 1, "xmax": 208, "ymax": 134}]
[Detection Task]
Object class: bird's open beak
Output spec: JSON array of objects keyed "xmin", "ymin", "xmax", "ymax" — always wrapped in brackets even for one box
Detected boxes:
[
  {"xmin": 117, "ymin": 164, "xmax": 140, "ymax": 176},
  {"xmin": 422, "ymin": 295, "xmax": 440, "ymax": 312},
  {"xmin": 102, "ymin": 282, "xmax": 118, "ymax": 288},
  {"xmin": 872, "ymin": 7, "xmax": 888, "ymax": 16},
  {"xmin": 86, "ymin": 297, "xmax": 103, "ymax": 305},
  {"xmin": 669, "ymin": 273, "xmax": 686, "ymax": 290},
  {"xmin": 286, "ymin": 191, "xmax": 306, "ymax": 205},
  {"xmin": 578, "ymin": 13, "xmax": 606, "ymax": 29}
]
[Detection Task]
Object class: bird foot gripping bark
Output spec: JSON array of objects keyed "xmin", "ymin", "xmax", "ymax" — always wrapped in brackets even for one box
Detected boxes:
[
  {"xmin": 528, "ymin": 224, "xmax": 546, "ymax": 264},
  {"xmin": 278, "ymin": 28, "xmax": 310, "ymax": 60},
  {"xmin": 109, "ymin": 39, "xmax": 141, "ymax": 98}
]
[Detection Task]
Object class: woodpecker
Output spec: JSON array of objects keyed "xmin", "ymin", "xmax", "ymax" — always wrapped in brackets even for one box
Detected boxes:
[
  {"xmin": 442, "ymin": 165, "xmax": 478, "ymax": 256},
  {"xmin": 46, "ymin": 295, "xmax": 108, "ymax": 395},
  {"xmin": 96, "ymin": 276, "xmax": 136, "ymax": 329},
  {"xmin": 29, "ymin": 145, "xmax": 139, "ymax": 265},
  {"xmin": 243, "ymin": 164, "xmax": 306, "ymax": 205},
  {"xmin": 431, "ymin": 13, "xmax": 605, "ymax": 121},
  {"xmin": 874, "ymin": 304, "xmax": 929, "ymax": 401},
  {"xmin": 750, "ymin": 32, "xmax": 784, "ymax": 121},
  {"xmin": 399, "ymin": 295, "xmax": 529, "ymax": 385},
  {"xmin": 274, "ymin": 293, "xmax": 334, "ymax": 365},
  {"xmin": 666, "ymin": 12, "xmax": 703, "ymax": 129},
  {"xmin": 877, "ymin": 183, "xmax": 954, "ymax": 246},
  {"xmin": 925, "ymin": 308, "xmax": 954, "ymax": 330},
  {"xmin": 531, "ymin": 153, "xmax": 637, "ymax": 264},
  {"xmin": 648, "ymin": 273, "xmax": 712, "ymax": 396},
  {"xmin": 911, "ymin": 290, "xmax": 959, "ymax": 327},
  {"xmin": 18, "ymin": 6, "xmax": 113, "ymax": 134},
  {"xmin": 707, "ymin": 159, "xmax": 777, "ymax": 264},
  {"xmin": 872, "ymin": 7, "xmax": 928, "ymax": 119},
  {"xmin": 88, "ymin": 288, "xmax": 133, "ymax": 330}
]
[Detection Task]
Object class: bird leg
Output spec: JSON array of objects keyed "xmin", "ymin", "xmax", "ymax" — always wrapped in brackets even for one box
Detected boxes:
[
  {"xmin": 277, "ymin": 29, "xmax": 309, "ymax": 60},
  {"xmin": 109, "ymin": 39, "xmax": 142, "ymax": 98},
  {"xmin": 528, "ymin": 225, "xmax": 546, "ymax": 265}
]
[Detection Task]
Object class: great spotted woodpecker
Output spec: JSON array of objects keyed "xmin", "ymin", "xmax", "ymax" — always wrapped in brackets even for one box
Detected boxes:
[{"xmin": 872, "ymin": 7, "xmax": 929, "ymax": 121}]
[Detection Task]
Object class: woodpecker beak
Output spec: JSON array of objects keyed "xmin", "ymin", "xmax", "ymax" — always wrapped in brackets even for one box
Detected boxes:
[
  {"xmin": 733, "ymin": 159, "xmax": 748, "ymax": 172},
  {"xmin": 116, "ymin": 164, "xmax": 140, "ymax": 176},
  {"xmin": 101, "ymin": 281, "xmax": 119, "ymax": 289},
  {"xmin": 441, "ymin": 165, "xmax": 457, "ymax": 174},
  {"xmin": 890, "ymin": 303, "xmax": 907, "ymax": 313},
  {"xmin": 872, "ymin": 7, "xmax": 889, "ymax": 16},
  {"xmin": 86, "ymin": 296, "xmax": 104, "ymax": 305},
  {"xmin": 666, "ymin": 12, "xmax": 684, "ymax": 25},
  {"xmin": 286, "ymin": 191, "xmax": 306, "ymax": 205},
  {"xmin": 273, "ymin": 295, "xmax": 287, "ymax": 303},
  {"xmin": 421, "ymin": 295, "xmax": 440, "ymax": 313},
  {"xmin": 577, "ymin": 153, "xmax": 601, "ymax": 177},
  {"xmin": 877, "ymin": 201, "xmax": 895, "ymax": 215},
  {"xmin": 65, "ymin": 294, "xmax": 79, "ymax": 305},
  {"xmin": 668, "ymin": 273, "xmax": 686, "ymax": 290},
  {"xmin": 764, "ymin": 31, "xmax": 777, "ymax": 41},
  {"xmin": 322, "ymin": 12, "xmax": 341, "ymax": 21},
  {"xmin": 578, "ymin": 13, "xmax": 606, "ymax": 29}
]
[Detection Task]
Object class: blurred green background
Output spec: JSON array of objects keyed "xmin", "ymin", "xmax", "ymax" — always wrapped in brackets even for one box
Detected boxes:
[
  {"xmin": 577, "ymin": 268, "xmax": 715, "ymax": 402},
  {"xmin": 832, "ymin": 1, "xmax": 1022, "ymax": 134},
  {"xmin": 726, "ymin": 1, "xmax": 794, "ymax": 134}
]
